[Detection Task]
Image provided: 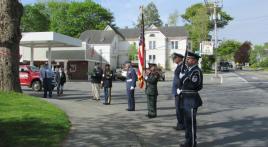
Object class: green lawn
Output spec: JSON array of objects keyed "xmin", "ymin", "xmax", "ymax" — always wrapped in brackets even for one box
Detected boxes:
[{"xmin": 0, "ymin": 92, "xmax": 70, "ymax": 147}]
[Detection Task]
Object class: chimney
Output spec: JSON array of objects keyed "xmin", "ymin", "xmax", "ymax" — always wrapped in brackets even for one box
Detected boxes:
[{"xmin": 165, "ymin": 24, "xmax": 168, "ymax": 27}]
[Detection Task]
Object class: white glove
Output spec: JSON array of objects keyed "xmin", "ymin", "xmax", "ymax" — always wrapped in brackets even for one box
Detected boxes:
[
  {"xmin": 177, "ymin": 89, "xmax": 181, "ymax": 95},
  {"xmin": 179, "ymin": 72, "xmax": 185, "ymax": 79},
  {"xmin": 130, "ymin": 86, "xmax": 135, "ymax": 90},
  {"xmin": 144, "ymin": 76, "xmax": 148, "ymax": 80}
]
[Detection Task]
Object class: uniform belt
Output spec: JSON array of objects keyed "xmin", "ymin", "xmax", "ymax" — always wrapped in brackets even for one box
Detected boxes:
[
  {"xmin": 181, "ymin": 90, "xmax": 198, "ymax": 93},
  {"xmin": 126, "ymin": 79, "xmax": 132, "ymax": 82}
]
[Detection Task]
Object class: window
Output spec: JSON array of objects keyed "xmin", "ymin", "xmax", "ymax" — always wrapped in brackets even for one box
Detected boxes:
[
  {"xmin": 175, "ymin": 41, "xmax": 178, "ymax": 49},
  {"xmin": 149, "ymin": 55, "xmax": 152, "ymax": 60},
  {"xmin": 149, "ymin": 41, "xmax": 156, "ymax": 49},
  {"xmin": 171, "ymin": 41, "xmax": 179, "ymax": 49},
  {"xmin": 149, "ymin": 34, "xmax": 155, "ymax": 37},
  {"xmin": 148, "ymin": 55, "xmax": 155, "ymax": 63},
  {"xmin": 153, "ymin": 55, "xmax": 156, "ymax": 63}
]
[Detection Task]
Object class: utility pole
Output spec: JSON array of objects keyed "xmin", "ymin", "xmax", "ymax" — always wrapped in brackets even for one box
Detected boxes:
[
  {"xmin": 213, "ymin": 1, "xmax": 218, "ymax": 77},
  {"xmin": 210, "ymin": 0, "xmax": 222, "ymax": 77}
]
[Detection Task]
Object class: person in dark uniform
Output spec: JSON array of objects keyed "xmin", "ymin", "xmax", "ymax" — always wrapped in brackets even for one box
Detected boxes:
[
  {"xmin": 55, "ymin": 66, "xmax": 66, "ymax": 96},
  {"xmin": 40, "ymin": 62, "xmax": 54, "ymax": 98},
  {"xmin": 180, "ymin": 51, "xmax": 203, "ymax": 147},
  {"xmin": 145, "ymin": 63, "xmax": 160, "ymax": 118},
  {"xmin": 125, "ymin": 61, "xmax": 137, "ymax": 111},
  {"xmin": 172, "ymin": 51, "xmax": 185, "ymax": 130},
  {"xmin": 101, "ymin": 64, "xmax": 113, "ymax": 105}
]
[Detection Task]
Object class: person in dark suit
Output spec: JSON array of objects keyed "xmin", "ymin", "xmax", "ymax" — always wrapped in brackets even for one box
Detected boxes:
[
  {"xmin": 125, "ymin": 61, "xmax": 137, "ymax": 111},
  {"xmin": 101, "ymin": 64, "xmax": 113, "ymax": 105},
  {"xmin": 172, "ymin": 51, "xmax": 185, "ymax": 130},
  {"xmin": 145, "ymin": 63, "xmax": 160, "ymax": 118},
  {"xmin": 180, "ymin": 51, "xmax": 203, "ymax": 147},
  {"xmin": 55, "ymin": 66, "xmax": 66, "ymax": 96},
  {"xmin": 40, "ymin": 62, "xmax": 54, "ymax": 98},
  {"xmin": 91, "ymin": 62, "xmax": 103, "ymax": 101}
]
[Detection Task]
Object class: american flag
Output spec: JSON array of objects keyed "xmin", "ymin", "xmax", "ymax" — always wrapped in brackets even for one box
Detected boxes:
[{"xmin": 137, "ymin": 7, "xmax": 145, "ymax": 88}]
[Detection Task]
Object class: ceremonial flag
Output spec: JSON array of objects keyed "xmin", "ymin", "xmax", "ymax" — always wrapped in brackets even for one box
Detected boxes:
[{"xmin": 138, "ymin": 6, "xmax": 145, "ymax": 88}]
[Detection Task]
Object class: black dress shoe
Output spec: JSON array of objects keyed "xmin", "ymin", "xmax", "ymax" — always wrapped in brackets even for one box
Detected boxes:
[
  {"xmin": 173, "ymin": 126, "xmax": 185, "ymax": 131},
  {"xmin": 180, "ymin": 143, "xmax": 196, "ymax": 147},
  {"xmin": 146, "ymin": 114, "xmax": 156, "ymax": 118},
  {"xmin": 180, "ymin": 143, "xmax": 189, "ymax": 147},
  {"xmin": 126, "ymin": 108, "xmax": 135, "ymax": 111}
]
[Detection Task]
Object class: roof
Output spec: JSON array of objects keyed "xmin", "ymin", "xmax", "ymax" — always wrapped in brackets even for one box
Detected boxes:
[
  {"xmin": 79, "ymin": 30, "xmax": 116, "ymax": 44},
  {"xmin": 159, "ymin": 26, "xmax": 188, "ymax": 38},
  {"xmin": 79, "ymin": 25, "xmax": 188, "ymax": 44},
  {"xmin": 118, "ymin": 28, "xmax": 140, "ymax": 39},
  {"xmin": 118, "ymin": 26, "xmax": 188, "ymax": 39},
  {"xmin": 20, "ymin": 32, "xmax": 82, "ymax": 48}
]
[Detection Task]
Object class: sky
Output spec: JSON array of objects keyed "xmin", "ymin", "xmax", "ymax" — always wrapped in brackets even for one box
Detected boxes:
[{"xmin": 21, "ymin": 0, "xmax": 268, "ymax": 45}]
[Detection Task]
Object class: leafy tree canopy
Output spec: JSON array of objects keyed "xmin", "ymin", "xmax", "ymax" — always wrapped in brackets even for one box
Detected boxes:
[
  {"xmin": 21, "ymin": 0, "xmax": 114, "ymax": 38},
  {"xmin": 217, "ymin": 40, "xmax": 241, "ymax": 61},
  {"xmin": 182, "ymin": 3, "xmax": 233, "ymax": 50},
  {"xmin": 136, "ymin": 2, "xmax": 163, "ymax": 28}
]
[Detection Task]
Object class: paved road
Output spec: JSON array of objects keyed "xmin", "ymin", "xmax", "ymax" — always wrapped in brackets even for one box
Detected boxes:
[{"xmin": 23, "ymin": 71, "xmax": 268, "ymax": 147}]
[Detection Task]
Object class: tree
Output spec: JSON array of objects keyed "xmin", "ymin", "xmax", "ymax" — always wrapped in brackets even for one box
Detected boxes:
[
  {"xmin": 128, "ymin": 43, "xmax": 138, "ymax": 61},
  {"xmin": 249, "ymin": 44, "xmax": 267, "ymax": 66},
  {"xmin": 217, "ymin": 40, "xmax": 241, "ymax": 61},
  {"xmin": 49, "ymin": 0, "xmax": 114, "ymax": 37},
  {"xmin": 234, "ymin": 41, "xmax": 252, "ymax": 64},
  {"xmin": 168, "ymin": 10, "xmax": 179, "ymax": 26},
  {"xmin": 0, "ymin": 0, "xmax": 23, "ymax": 92},
  {"xmin": 21, "ymin": 3, "xmax": 50, "ymax": 32},
  {"xmin": 182, "ymin": 3, "xmax": 233, "ymax": 50},
  {"xmin": 137, "ymin": 2, "xmax": 163, "ymax": 28}
]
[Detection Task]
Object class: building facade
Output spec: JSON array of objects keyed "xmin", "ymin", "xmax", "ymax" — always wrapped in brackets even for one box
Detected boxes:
[{"xmin": 19, "ymin": 25, "xmax": 189, "ymax": 80}]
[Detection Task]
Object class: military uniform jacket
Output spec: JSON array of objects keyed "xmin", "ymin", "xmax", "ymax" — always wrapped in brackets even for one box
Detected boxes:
[
  {"xmin": 145, "ymin": 72, "xmax": 159, "ymax": 96},
  {"xmin": 172, "ymin": 63, "xmax": 183, "ymax": 96},
  {"xmin": 91, "ymin": 67, "xmax": 103, "ymax": 83},
  {"xmin": 181, "ymin": 65, "xmax": 203, "ymax": 108},
  {"xmin": 102, "ymin": 70, "xmax": 113, "ymax": 88},
  {"xmin": 126, "ymin": 67, "xmax": 137, "ymax": 89}
]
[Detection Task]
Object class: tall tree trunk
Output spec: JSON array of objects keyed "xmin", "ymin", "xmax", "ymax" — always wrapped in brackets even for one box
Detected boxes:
[{"xmin": 0, "ymin": 0, "xmax": 23, "ymax": 92}]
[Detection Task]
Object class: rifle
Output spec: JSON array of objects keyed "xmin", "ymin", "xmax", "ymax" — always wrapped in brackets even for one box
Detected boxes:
[{"xmin": 181, "ymin": 49, "xmax": 188, "ymax": 73}]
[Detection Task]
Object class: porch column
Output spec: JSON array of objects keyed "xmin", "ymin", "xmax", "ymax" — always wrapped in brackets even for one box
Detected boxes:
[{"xmin": 30, "ymin": 46, "xmax": 34, "ymax": 66}]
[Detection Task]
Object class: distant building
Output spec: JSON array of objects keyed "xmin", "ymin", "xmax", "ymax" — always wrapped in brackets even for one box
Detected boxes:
[{"xmin": 20, "ymin": 25, "xmax": 189, "ymax": 80}]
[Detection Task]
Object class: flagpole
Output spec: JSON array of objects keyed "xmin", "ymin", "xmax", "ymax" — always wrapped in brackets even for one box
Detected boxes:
[{"xmin": 141, "ymin": 6, "xmax": 146, "ymax": 75}]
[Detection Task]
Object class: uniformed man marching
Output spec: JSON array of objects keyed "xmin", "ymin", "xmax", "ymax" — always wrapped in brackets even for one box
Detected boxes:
[
  {"xmin": 125, "ymin": 61, "xmax": 137, "ymax": 111},
  {"xmin": 179, "ymin": 51, "xmax": 203, "ymax": 147},
  {"xmin": 171, "ymin": 51, "xmax": 185, "ymax": 130},
  {"xmin": 144, "ymin": 63, "xmax": 160, "ymax": 118}
]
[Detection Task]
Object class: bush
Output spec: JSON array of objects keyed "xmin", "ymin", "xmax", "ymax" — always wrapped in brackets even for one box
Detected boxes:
[
  {"xmin": 259, "ymin": 58, "xmax": 268, "ymax": 67},
  {"xmin": 201, "ymin": 55, "xmax": 215, "ymax": 73}
]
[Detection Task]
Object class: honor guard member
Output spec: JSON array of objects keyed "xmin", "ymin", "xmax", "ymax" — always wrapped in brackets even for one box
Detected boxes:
[
  {"xmin": 144, "ymin": 63, "xmax": 160, "ymax": 118},
  {"xmin": 125, "ymin": 61, "xmax": 137, "ymax": 111},
  {"xmin": 179, "ymin": 51, "xmax": 203, "ymax": 147},
  {"xmin": 101, "ymin": 64, "xmax": 113, "ymax": 105},
  {"xmin": 172, "ymin": 51, "xmax": 185, "ymax": 130},
  {"xmin": 40, "ymin": 62, "xmax": 54, "ymax": 98}
]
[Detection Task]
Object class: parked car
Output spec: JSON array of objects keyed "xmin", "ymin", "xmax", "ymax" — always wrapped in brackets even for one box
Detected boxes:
[
  {"xmin": 218, "ymin": 61, "xmax": 233, "ymax": 72},
  {"xmin": 19, "ymin": 65, "xmax": 56, "ymax": 91},
  {"xmin": 114, "ymin": 68, "xmax": 127, "ymax": 81}
]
